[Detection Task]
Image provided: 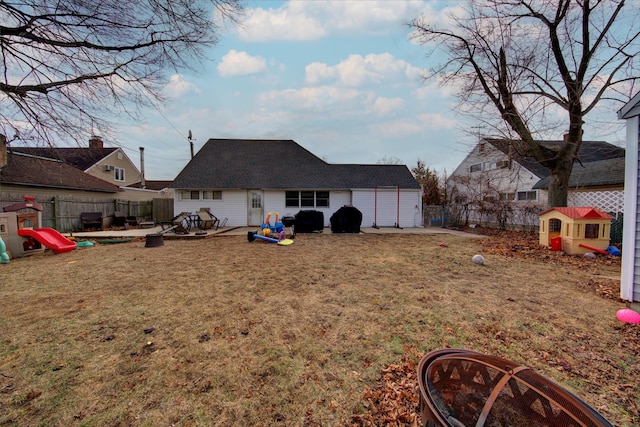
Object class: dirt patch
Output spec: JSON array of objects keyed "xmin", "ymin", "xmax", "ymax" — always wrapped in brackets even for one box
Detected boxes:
[{"xmin": 0, "ymin": 231, "xmax": 637, "ymax": 426}]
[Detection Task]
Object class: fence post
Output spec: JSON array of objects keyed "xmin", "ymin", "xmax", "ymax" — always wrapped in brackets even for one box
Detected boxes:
[{"xmin": 50, "ymin": 197, "xmax": 57, "ymax": 230}]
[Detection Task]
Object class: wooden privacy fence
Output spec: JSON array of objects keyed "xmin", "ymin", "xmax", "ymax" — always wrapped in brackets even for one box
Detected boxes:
[{"xmin": 0, "ymin": 192, "xmax": 172, "ymax": 232}]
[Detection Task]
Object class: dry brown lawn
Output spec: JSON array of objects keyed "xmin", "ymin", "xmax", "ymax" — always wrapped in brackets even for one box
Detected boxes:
[{"xmin": 0, "ymin": 231, "xmax": 638, "ymax": 426}]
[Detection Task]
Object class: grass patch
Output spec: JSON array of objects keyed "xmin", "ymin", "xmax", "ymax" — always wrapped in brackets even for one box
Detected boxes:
[{"xmin": 0, "ymin": 232, "xmax": 637, "ymax": 426}]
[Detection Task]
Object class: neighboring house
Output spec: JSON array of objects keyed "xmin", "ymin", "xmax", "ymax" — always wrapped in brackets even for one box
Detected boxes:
[
  {"xmin": 447, "ymin": 137, "xmax": 625, "ymax": 227},
  {"xmin": 618, "ymin": 91, "xmax": 640, "ymax": 305},
  {"xmin": 170, "ymin": 139, "xmax": 422, "ymax": 228},
  {"xmin": 0, "ymin": 144, "xmax": 122, "ymax": 230},
  {"xmin": 11, "ymin": 136, "xmax": 142, "ymax": 187}
]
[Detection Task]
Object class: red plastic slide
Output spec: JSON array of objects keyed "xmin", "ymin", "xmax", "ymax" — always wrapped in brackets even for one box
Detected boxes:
[{"xmin": 18, "ymin": 228, "xmax": 77, "ymax": 254}]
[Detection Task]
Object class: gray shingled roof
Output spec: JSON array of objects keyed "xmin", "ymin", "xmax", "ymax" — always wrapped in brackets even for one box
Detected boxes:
[
  {"xmin": 533, "ymin": 157, "xmax": 625, "ymax": 189},
  {"xmin": 170, "ymin": 139, "xmax": 420, "ymax": 190},
  {"xmin": 10, "ymin": 146, "xmax": 119, "ymax": 171},
  {"xmin": 1, "ymin": 151, "xmax": 122, "ymax": 192},
  {"xmin": 486, "ymin": 138, "xmax": 625, "ymax": 179}
]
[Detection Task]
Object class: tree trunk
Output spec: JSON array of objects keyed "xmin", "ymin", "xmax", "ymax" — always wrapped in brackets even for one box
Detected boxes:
[{"xmin": 546, "ymin": 163, "xmax": 572, "ymax": 207}]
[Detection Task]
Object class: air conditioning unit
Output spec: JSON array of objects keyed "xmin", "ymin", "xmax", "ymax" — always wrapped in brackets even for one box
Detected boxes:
[{"xmin": 103, "ymin": 164, "xmax": 114, "ymax": 171}]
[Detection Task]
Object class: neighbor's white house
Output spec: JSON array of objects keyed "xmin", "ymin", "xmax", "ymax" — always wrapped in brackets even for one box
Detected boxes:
[
  {"xmin": 170, "ymin": 139, "xmax": 423, "ymax": 228},
  {"xmin": 447, "ymin": 137, "xmax": 625, "ymax": 228}
]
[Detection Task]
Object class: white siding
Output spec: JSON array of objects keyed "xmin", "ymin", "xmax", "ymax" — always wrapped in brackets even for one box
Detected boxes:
[
  {"xmin": 173, "ymin": 190, "xmax": 247, "ymax": 226},
  {"xmin": 174, "ymin": 188, "xmax": 421, "ymax": 228},
  {"xmin": 352, "ymin": 189, "xmax": 422, "ymax": 228},
  {"xmin": 622, "ymin": 115, "xmax": 640, "ymax": 302}
]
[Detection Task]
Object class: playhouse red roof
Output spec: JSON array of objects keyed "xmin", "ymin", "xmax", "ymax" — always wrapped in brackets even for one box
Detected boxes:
[{"xmin": 539, "ymin": 207, "xmax": 613, "ymax": 219}]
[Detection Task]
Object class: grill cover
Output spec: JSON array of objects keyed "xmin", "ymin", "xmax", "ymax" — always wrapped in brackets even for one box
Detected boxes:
[
  {"xmin": 330, "ymin": 206, "xmax": 362, "ymax": 233},
  {"xmin": 294, "ymin": 210, "xmax": 324, "ymax": 233}
]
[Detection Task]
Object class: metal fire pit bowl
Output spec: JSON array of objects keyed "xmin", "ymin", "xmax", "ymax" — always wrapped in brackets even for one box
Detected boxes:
[{"xmin": 417, "ymin": 349, "xmax": 613, "ymax": 427}]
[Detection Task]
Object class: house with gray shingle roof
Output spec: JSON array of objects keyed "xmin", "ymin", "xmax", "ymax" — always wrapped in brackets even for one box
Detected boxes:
[
  {"xmin": 170, "ymin": 139, "xmax": 422, "ymax": 228},
  {"xmin": 10, "ymin": 136, "xmax": 142, "ymax": 188},
  {"xmin": 446, "ymin": 137, "xmax": 625, "ymax": 227}
]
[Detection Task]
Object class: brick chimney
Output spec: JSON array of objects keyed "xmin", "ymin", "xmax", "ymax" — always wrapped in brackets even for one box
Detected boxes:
[
  {"xmin": 0, "ymin": 134, "xmax": 7, "ymax": 169},
  {"xmin": 89, "ymin": 135, "xmax": 103, "ymax": 148}
]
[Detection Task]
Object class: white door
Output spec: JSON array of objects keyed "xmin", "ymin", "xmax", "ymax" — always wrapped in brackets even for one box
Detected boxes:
[{"xmin": 248, "ymin": 191, "xmax": 263, "ymax": 226}]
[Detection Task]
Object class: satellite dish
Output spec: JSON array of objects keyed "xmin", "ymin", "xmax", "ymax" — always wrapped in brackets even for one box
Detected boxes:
[{"xmin": 188, "ymin": 129, "xmax": 192, "ymax": 140}]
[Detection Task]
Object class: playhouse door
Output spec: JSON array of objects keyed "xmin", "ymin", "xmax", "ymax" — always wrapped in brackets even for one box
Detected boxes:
[{"xmin": 248, "ymin": 190, "xmax": 263, "ymax": 226}]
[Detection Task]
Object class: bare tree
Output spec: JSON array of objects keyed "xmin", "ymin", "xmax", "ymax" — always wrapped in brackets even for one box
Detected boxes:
[
  {"xmin": 0, "ymin": 0, "xmax": 242, "ymax": 145},
  {"xmin": 410, "ymin": 0, "xmax": 640, "ymax": 207},
  {"xmin": 377, "ymin": 156, "xmax": 404, "ymax": 165}
]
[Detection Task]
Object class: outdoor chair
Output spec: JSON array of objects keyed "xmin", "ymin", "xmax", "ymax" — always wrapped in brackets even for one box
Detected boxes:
[
  {"xmin": 160, "ymin": 211, "xmax": 192, "ymax": 234},
  {"xmin": 197, "ymin": 208, "xmax": 220, "ymax": 230}
]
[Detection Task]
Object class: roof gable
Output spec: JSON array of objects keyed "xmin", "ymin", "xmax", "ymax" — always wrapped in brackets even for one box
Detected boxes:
[
  {"xmin": 539, "ymin": 207, "xmax": 613, "ymax": 219},
  {"xmin": 10, "ymin": 146, "xmax": 119, "ymax": 171},
  {"xmin": 532, "ymin": 157, "xmax": 624, "ymax": 189},
  {"xmin": 618, "ymin": 91, "xmax": 640, "ymax": 119},
  {"xmin": 1, "ymin": 151, "xmax": 121, "ymax": 192},
  {"xmin": 486, "ymin": 138, "xmax": 625, "ymax": 178},
  {"xmin": 171, "ymin": 139, "xmax": 420, "ymax": 190}
]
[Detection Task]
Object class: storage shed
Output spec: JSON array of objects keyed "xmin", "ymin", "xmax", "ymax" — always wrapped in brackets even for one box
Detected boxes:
[{"xmin": 539, "ymin": 207, "xmax": 613, "ymax": 255}]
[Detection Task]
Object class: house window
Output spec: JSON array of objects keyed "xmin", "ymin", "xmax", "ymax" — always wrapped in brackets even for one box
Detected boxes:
[
  {"xmin": 585, "ymin": 223, "xmax": 599, "ymax": 239},
  {"xmin": 114, "ymin": 167, "xmax": 125, "ymax": 182},
  {"xmin": 285, "ymin": 191, "xmax": 299, "ymax": 208},
  {"xmin": 315, "ymin": 191, "xmax": 329, "ymax": 207},
  {"xmin": 180, "ymin": 190, "xmax": 200, "ymax": 200},
  {"xmin": 285, "ymin": 191, "xmax": 330, "ymax": 208},
  {"xmin": 203, "ymin": 191, "xmax": 222, "ymax": 200},
  {"xmin": 500, "ymin": 192, "xmax": 515, "ymax": 201},
  {"xmin": 117, "ymin": 152, "xmax": 123, "ymax": 160},
  {"xmin": 469, "ymin": 163, "xmax": 482, "ymax": 173},
  {"xmin": 301, "ymin": 191, "xmax": 315, "ymax": 207},
  {"xmin": 496, "ymin": 160, "xmax": 510, "ymax": 169},
  {"xmin": 516, "ymin": 191, "xmax": 537, "ymax": 201}
]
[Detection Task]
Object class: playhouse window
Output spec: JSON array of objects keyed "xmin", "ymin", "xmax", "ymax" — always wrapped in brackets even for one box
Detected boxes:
[
  {"xmin": 585, "ymin": 223, "xmax": 599, "ymax": 239},
  {"xmin": 549, "ymin": 219, "xmax": 561, "ymax": 233}
]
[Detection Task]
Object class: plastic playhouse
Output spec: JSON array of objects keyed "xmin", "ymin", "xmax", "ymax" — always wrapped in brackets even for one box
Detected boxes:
[
  {"xmin": 247, "ymin": 212, "xmax": 293, "ymax": 245},
  {"xmin": 539, "ymin": 207, "xmax": 613, "ymax": 255},
  {"xmin": 0, "ymin": 195, "xmax": 76, "ymax": 259}
]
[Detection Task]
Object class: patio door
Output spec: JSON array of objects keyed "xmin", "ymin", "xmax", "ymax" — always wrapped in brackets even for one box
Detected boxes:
[{"xmin": 248, "ymin": 190, "xmax": 263, "ymax": 226}]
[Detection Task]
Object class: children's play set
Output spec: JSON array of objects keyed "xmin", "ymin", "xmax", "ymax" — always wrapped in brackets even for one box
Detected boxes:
[
  {"xmin": 0, "ymin": 195, "xmax": 76, "ymax": 262},
  {"xmin": 247, "ymin": 212, "xmax": 294, "ymax": 246}
]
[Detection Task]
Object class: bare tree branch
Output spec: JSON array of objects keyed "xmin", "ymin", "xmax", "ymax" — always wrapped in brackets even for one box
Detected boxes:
[
  {"xmin": 409, "ymin": 0, "xmax": 639, "ymax": 206},
  {"xmin": 0, "ymin": 0, "xmax": 243, "ymax": 145}
]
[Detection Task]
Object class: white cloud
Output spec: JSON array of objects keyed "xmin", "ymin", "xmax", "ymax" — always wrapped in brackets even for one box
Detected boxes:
[
  {"xmin": 306, "ymin": 53, "xmax": 422, "ymax": 87},
  {"xmin": 369, "ymin": 119, "xmax": 423, "ymax": 137},
  {"xmin": 237, "ymin": 0, "xmax": 426, "ymax": 42},
  {"xmin": 257, "ymin": 85, "xmax": 374, "ymax": 112},
  {"xmin": 416, "ymin": 113, "xmax": 457, "ymax": 130},
  {"xmin": 370, "ymin": 97, "xmax": 405, "ymax": 115},
  {"xmin": 217, "ymin": 50, "xmax": 266, "ymax": 77},
  {"xmin": 163, "ymin": 74, "xmax": 200, "ymax": 98}
]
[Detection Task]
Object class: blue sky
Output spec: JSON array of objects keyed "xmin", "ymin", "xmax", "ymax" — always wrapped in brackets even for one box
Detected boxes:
[{"xmin": 114, "ymin": 0, "xmax": 628, "ymax": 180}]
